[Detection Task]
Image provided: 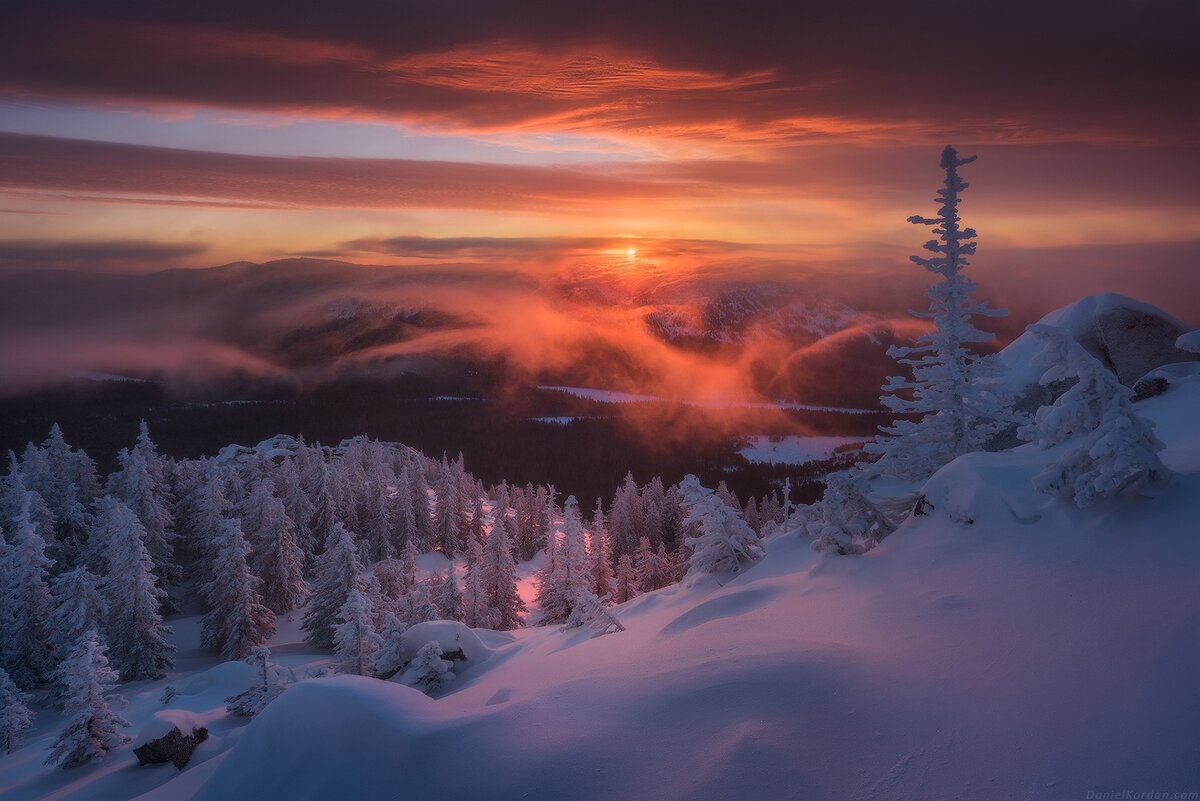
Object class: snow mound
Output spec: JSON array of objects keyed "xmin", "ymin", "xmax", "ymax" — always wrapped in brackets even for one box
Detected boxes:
[
  {"xmin": 195, "ymin": 677, "xmax": 437, "ymax": 801},
  {"xmin": 398, "ymin": 620, "xmax": 492, "ymax": 664},
  {"xmin": 920, "ymin": 450, "xmax": 1047, "ymax": 526}
]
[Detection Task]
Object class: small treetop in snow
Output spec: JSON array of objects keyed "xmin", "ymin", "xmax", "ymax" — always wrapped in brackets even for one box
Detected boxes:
[
  {"xmin": 1020, "ymin": 323, "xmax": 1172, "ymax": 506},
  {"xmin": 678, "ymin": 475, "xmax": 763, "ymax": 578}
]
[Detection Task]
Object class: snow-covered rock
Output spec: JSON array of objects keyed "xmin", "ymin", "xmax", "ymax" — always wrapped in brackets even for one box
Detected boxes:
[
  {"xmin": 999, "ymin": 293, "xmax": 1198, "ymax": 395},
  {"xmin": 396, "ymin": 621, "xmax": 492, "ymax": 665}
]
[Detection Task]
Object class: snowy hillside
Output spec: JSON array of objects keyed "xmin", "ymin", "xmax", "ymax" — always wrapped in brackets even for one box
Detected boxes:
[
  {"xmin": 196, "ymin": 384, "xmax": 1200, "ymax": 801},
  {"xmin": 4, "ymin": 373, "xmax": 1196, "ymax": 801}
]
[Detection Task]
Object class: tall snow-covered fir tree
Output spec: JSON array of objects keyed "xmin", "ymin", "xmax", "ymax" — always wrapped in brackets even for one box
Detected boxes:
[
  {"xmin": 864, "ymin": 145, "xmax": 1009, "ymax": 481},
  {"xmin": 432, "ymin": 460, "xmax": 464, "ymax": 557},
  {"xmin": 45, "ymin": 630, "xmax": 130, "ymax": 769},
  {"xmin": 535, "ymin": 496, "xmax": 591, "ymax": 625},
  {"xmin": 176, "ymin": 462, "xmax": 230, "ymax": 602},
  {"xmin": 481, "ymin": 502, "xmax": 525, "ymax": 630},
  {"xmin": 679, "ymin": 475, "xmax": 763, "ymax": 578},
  {"xmin": 1020, "ymin": 324, "xmax": 1172, "ymax": 506},
  {"xmin": 1, "ymin": 493, "xmax": 57, "ymax": 689},
  {"xmin": 25, "ymin": 424, "xmax": 94, "ymax": 566},
  {"xmin": 461, "ymin": 535, "xmax": 496, "ymax": 629},
  {"xmin": 105, "ymin": 443, "xmax": 176, "ymax": 585},
  {"xmin": 245, "ymin": 481, "xmax": 309, "ymax": 615},
  {"xmin": 612, "ymin": 553, "xmax": 639, "ymax": 604},
  {"xmin": 272, "ymin": 456, "xmax": 315, "ymax": 560},
  {"xmin": 303, "ymin": 522, "xmax": 370, "ymax": 649},
  {"xmin": 430, "ymin": 565, "xmax": 464, "ymax": 622},
  {"xmin": 333, "ymin": 588, "xmax": 382, "ymax": 677},
  {"xmin": 46, "ymin": 567, "xmax": 107, "ymax": 684},
  {"xmin": 633, "ymin": 536, "xmax": 669, "ymax": 591},
  {"xmin": 590, "ymin": 499, "xmax": 614, "ymax": 601},
  {"xmin": 92, "ymin": 496, "xmax": 174, "ymax": 680},
  {"xmin": 201, "ymin": 517, "xmax": 275, "ymax": 660},
  {"xmin": 0, "ymin": 667, "xmax": 34, "ymax": 754}
]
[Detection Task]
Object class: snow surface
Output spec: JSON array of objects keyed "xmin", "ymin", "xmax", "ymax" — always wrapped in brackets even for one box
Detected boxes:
[
  {"xmin": 6, "ymin": 382, "xmax": 1200, "ymax": 801},
  {"xmin": 738, "ymin": 435, "xmax": 862, "ymax": 465}
]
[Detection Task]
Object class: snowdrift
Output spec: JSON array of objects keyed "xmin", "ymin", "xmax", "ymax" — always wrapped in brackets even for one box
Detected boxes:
[{"xmin": 187, "ymin": 384, "xmax": 1200, "ymax": 801}]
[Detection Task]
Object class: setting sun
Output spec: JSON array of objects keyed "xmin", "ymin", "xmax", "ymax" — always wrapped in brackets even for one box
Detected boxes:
[{"xmin": 627, "ymin": 248, "xmax": 637, "ymax": 256}]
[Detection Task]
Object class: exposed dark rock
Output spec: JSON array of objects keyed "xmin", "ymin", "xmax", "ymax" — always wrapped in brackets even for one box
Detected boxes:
[
  {"xmin": 1091, "ymin": 306, "xmax": 1198, "ymax": 386},
  {"xmin": 133, "ymin": 726, "xmax": 208, "ymax": 770}
]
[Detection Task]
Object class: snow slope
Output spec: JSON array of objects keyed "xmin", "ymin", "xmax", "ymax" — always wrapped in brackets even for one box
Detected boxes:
[
  {"xmin": 5, "ymin": 387, "xmax": 1197, "ymax": 801},
  {"xmin": 190, "ymin": 381, "xmax": 1200, "ymax": 801}
]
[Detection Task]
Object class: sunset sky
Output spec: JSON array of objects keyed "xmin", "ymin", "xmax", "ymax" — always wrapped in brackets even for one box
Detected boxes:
[{"xmin": 1, "ymin": 1, "xmax": 1197, "ymax": 322}]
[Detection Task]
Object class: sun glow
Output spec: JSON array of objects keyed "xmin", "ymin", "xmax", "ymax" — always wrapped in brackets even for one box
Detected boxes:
[{"xmin": 627, "ymin": 248, "xmax": 637, "ymax": 256}]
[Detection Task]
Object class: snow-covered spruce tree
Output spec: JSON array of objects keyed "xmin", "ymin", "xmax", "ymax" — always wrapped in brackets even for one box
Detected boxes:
[
  {"xmin": 370, "ymin": 614, "xmax": 409, "ymax": 678},
  {"xmin": 1020, "ymin": 324, "xmax": 1172, "ymax": 506},
  {"xmin": 431, "ymin": 565, "xmax": 464, "ymax": 622},
  {"xmin": 481, "ymin": 503, "xmax": 525, "ymax": 630},
  {"xmin": 678, "ymin": 475, "xmax": 763, "ymax": 578},
  {"xmin": 469, "ymin": 495, "xmax": 486, "ymax": 545},
  {"xmin": 462, "ymin": 536, "xmax": 497, "ymax": 629},
  {"xmin": 47, "ymin": 567, "xmax": 107, "ymax": 689},
  {"xmin": 177, "ymin": 462, "xmax": 229, "ymax": 602},
  {"xmin": 536, "ymin": 496, "xmax": 591, "ymax": 625},
  {"xmin": 333, "ymin": 589, "xmax": 382, "ymax": 677},
  {"xmin": 401, "ymin": 641, "xmax": 454, "ymax": 693},
  {"xmin": 405, "ymin": 459, "xmax": 435, "ymax": 552},
  {"xmin": 805, "ymin": 473, "xmax": 896, "ymax": 555},
  {"xmin": 633, "ymin": 536, "xmax": 669, "ymax": 591},
  {"xmin": 0, "ymin": 667, "xmax": 34, "ymax": 753},
  {"xmin": 396, "ymin": 581, "xmax": 439, "ymax": 626},
  {"xmin": 45, "ymin": 630, "xmax": 130, "ymax": 769},
  {"xmin": 225, "ymin": 645, "xmax": 294, "ymax": 717},
  {"xmin": 612, "ymin": 554, "xmax": 639, "ymax": 604},
  {"xmin": 94, "ymin": 496, "xmax": 174, "ymax": 680},
  {"xmin": 303, "ymin": 522, "xmax": 369, "ymax": 649},
  {"xmin": 105, "ymin": 444, "xmax": 176, "ymax": 585},
  {"xmin": 201, "ymin": 517, "xmax": 275, "ymax": 660},
  {"xmin": 29, "ymin": 424, "xmax": 94, "ymax": 566},
  {"xmin": 432, "ymin": 460, "xmax": 465, "ymax": 557},
  {"xmin": 361, "ymin": 460, "xmax": 395, "ymax": 562},
  {"xmin": 863, "ymin": 145, "xmax": 1009, "ymax": 482},
  {"xmin": 389, "ymin": 463, "xmax": 419, "ymax": 553},
  {"xmin": 309, "ymin": 461, "xmax": 338, "ymax": 558},
  {"xmin": 590, "ymin": 499, "xmax": 614, "ymax": 601},
  {"xmin": 272, "ymin": 457, "xmax": 314, "ymax": 558},
  {"xmin": 246, "ymin": 482, "xmax": 309, "ymax": 615},
  {"xmin": 608, "ymin": 473, "xmax": 644, "ymax": 559},
  {"xmin": 1, "ymin": 493, "xmax": 56, "ymax": 688}
]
